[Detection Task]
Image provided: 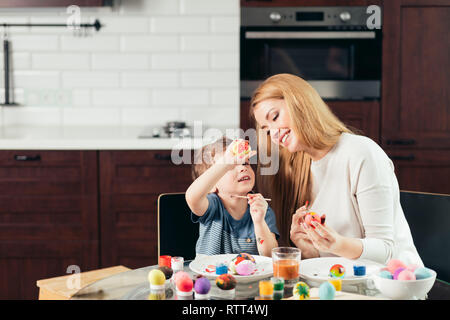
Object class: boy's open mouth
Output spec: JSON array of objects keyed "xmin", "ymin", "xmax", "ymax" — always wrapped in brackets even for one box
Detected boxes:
[{"xmin": 237, "ymin": 175, "xmax": 251, "ymax": 182}]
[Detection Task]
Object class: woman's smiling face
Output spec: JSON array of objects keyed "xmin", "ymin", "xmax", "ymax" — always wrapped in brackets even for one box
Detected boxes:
[{"xmin": 253, "ymin": 98, "xmax": 302, "ymax": 153}]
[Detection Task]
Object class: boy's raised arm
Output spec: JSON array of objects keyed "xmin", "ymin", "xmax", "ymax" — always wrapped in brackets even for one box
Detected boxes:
[
  {"xmin": 185, "ymin": 161, "xmax": 230, "ymax": 216},
  {"xmin": 186, "ymin": 145, "xmax": 257, "ymax": 216}
]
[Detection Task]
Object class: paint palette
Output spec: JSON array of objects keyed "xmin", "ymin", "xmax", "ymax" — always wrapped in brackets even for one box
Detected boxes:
[{"xmin": 189, "ymin": 254, "xmax": 273, "ymax": 284}]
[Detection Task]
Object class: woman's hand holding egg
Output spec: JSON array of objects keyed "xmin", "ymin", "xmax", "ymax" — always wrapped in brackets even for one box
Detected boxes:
[
  {"xmin": 290, "ymin": 206, "xmax": 319, "ymax": 259},
  {"xmin": 302, "ymin": 220, "xmax": 343, "ymax": 255}
]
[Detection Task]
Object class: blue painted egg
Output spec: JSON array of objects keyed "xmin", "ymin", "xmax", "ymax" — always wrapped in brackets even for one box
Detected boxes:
[
  {"xmin": 414, "ymin": 267, "xmax": 432, "ymax": 280},
  {"xmin": 319, "ymin": 281, "xmax": 336, "ymax": 300}
]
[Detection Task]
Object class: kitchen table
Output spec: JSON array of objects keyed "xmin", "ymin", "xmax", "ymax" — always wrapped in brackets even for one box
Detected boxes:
[{"xmin": 67, "ymin": 261, "xmax": 450, "ymax": 300}]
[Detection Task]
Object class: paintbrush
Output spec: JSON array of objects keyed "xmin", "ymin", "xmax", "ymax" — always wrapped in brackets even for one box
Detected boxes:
[{"xmin": 230, "ymin": 194, "xmax": 272, "ymax": 201}]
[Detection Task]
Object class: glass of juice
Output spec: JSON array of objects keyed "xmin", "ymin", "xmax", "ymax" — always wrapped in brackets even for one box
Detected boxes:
[{"xmin": 272, "ymin": 247, "xmax": 301, "ymax": 290}]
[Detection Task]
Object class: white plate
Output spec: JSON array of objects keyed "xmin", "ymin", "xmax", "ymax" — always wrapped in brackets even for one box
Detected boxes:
[
  {"xmin": 189, "ymin": 254, "xmax": 273, "ymax": 283},
  {"xmin": 300, "ymin": 257, "xmax": 384, "ymax": 285}
]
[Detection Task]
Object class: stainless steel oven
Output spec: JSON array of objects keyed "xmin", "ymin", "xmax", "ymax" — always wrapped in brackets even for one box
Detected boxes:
[{"xmin": 240, "ymin": 7, "xmax": 382, "ymax": 100}]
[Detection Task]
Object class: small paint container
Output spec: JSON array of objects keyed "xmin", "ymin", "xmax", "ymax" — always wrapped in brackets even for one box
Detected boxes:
[
  {"xmin": 353, "ymin": 265, "xmax": 366, "ymax": 276},
  {"xmin": 271, "ymin": 277, "xmax": 284, "ymax": 300},
  {"xmin": 159, "ymin": 255, "xmax": 172, "ymax": 268},
  {"xmin": 215, "ymin": 263, "xmax": 228, "ymax": 275},
  {"xmin": 328, "ymin": 278, "xmax": 342, "ymax": 291},
  {"xmin": 171, "ymin": 256, "xmax": 184, "ymax": 274},
  {"xmin": 258, "ymin": 280, "xmax": 274, "ymax": 300}
]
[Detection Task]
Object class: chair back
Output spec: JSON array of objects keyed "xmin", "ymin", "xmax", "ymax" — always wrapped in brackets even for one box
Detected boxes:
[
  {"xmin": 158, "ymin": 193, "xmax": 199, "ymax": 261},
  {"xmin": 400, "ymin": 191, "xmax": 450, "ymax": 282}
]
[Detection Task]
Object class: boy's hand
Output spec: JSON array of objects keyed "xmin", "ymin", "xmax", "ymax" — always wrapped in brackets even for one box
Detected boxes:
[{"xmin": 248, "ymin": 193, "xmax": 268, "ymax": 224}]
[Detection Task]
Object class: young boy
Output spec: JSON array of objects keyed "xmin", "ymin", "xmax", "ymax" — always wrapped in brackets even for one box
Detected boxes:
[{"xmin": 186, "ymin": 137, "xmax": 279, "ymax": 257}]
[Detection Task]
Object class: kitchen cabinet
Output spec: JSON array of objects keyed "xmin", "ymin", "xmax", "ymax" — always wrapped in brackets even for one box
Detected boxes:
[
  {"xmin": 0, "ymin": 149, "xmax": 194, "ymax": 299},
  {"xmin": 382, "ymin": 0, "xmax": 450, "ymax": 193},
  {"xmin": 382, "ymin": 0, "xmax": 450, "ymax": 150},
  {"xmin": 387, "ymin": 149, "xmax": 450, "ymax": 194},
  {"xmin": 241, "ymin": 0, "xmax": 382, "ymax": 6},
  {"xmin": 0, "ymin": 151, "xmax": 99, "ymax": 299},
  {"xmin": 240, "ymin": 99, "xmax": 380, "ymax": 143},
  {"xmin": 99, "ymin": 151, "xmax": 193, "ymax": 269},
  {"xmin": 327, "ymin": 100, "xmax": 380, "ymax": 143}
]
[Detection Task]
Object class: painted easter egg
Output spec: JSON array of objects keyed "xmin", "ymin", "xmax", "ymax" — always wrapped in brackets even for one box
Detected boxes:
[
  {"xmin": 414, "ymin": 267, "xmax": 432, "ymax": 280},
  {"xmin": 378, "ymin": 270, "xmax": 393, "ymax": 279},
  {"xmin": 397, "ymin": 270, "xmax": 416, "ymax": 281},
  {"xmin": 386, "ymin": 259, "xmax": 407, "ymax": 274},
  {"xmin": 319, "ymin": 281, "xmax": 336, "ymax": 300},
  {"xmin": 305, "ymin": 212, "xmax": 321, "ymax": 227},
  {"xmin": 292, "ymin": 281, "xmax": 310, "ymax": 300},
  {"xmin": 229, "ymin": 253, "xmax": 256, "ymax": 275},
  {"xmin": 235, "ymin": 260, "xmax": 256, "ymax": 276},
  {"xmin": 234, "ymin": 252, "xmax": 256, "ymax": 264},
  {"xmin": 148, "ymin": 269, "xmax": 165, "ymax": 286},
  {"xmin": 216, "ymin": 274, "xmax": 237, "ymax": 290},
  {"xmin": 329, "ymin": 264, "xmax": 346, "ymax": 279},
  {"xmin": 393, "ymin": 267, "xmax": 406, "ymax": 280},
  {"xmin": 231, "ymin": 139, "xmax": 251, "ymax": 158},
  {"xmin": 194, "ymin": 277, "xmax": 211, "ymax": 294},
  {"xmin": 157, "ymin": 266, "xmax": 173, "ymax": 280},
  {"xmin": 176, "ymin": 275, "xmax": 193, "ymax": 292}
]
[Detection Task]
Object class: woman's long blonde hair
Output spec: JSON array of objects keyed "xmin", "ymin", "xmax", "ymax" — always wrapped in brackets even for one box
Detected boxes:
[{"xmin": 250, "ymin": 74, "xmax": 353, "ymax": 246}]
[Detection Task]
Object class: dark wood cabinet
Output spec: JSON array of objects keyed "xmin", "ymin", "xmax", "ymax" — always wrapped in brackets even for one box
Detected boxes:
[
  {"xmin": 382, "ymin": 0, "xmax": 450, "ymax": 150},
  {"xmin": 0, "ymin": 151, "xmax": 99, "ymax": 299},
  {"xmin": 387, "ymin": 149, "xmax": 450, "ymax": 194},
  {"xmin": 99, "ymin": 151, "xmax": 193, "ymax": 269},
  {"xmin": 327, "ymin": 100, "xmax": 380, "ymax": 143},
  {"xmin": 381, "ymin": 0, "xmax": 450, "ymax": 193}
]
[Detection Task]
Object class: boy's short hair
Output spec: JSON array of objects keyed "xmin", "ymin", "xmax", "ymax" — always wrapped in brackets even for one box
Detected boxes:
[{"xmin": 192, "ymin": 136, "xmax": 233, "ymax": 180}]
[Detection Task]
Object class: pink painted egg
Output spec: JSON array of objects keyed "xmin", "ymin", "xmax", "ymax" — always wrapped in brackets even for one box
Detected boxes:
[
  {"xmin": 397, "ymin": 270, "xmax": 416, "ymax": 281},
  {"xmin": 235, "ymin": 260, "xmax": 256, "ymax": 276},
  {"xmin": 386, "ymin": 259, "xmax": 407, "ymax": 274}
]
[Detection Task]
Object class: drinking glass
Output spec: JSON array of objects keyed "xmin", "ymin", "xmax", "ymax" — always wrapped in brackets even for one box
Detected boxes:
[{"xmin": 272, "ymin": 247, "xmax": 301, "ymax": 289}]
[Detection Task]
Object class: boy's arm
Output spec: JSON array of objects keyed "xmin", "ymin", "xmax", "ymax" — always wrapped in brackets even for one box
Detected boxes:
[
  {"xmin": 186, "ymin": 145, "xmax": 257, "ymax": 216},
  {"xmin": 185, "ymin": 162, "xmax": 231, "ymax": 216},
  {"xmin": 254, "ymin": 222, "xmax": 278, "ymax": 257}
]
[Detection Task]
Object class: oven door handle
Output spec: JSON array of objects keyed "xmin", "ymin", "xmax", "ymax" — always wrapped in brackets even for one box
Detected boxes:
[{"xmin": 245, "ymin": 31, "xmax": 376, "ymax": 39}]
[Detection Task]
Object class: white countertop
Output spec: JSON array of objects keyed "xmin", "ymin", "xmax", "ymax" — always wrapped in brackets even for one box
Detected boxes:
[{"xmin": 0, "ymin": 125, "xmax": 212, "ymax": 150}]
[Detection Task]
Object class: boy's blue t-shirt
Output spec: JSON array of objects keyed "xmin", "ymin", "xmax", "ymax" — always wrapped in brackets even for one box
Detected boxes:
[{"xmin": 191, "ymin": 193, "xmax": 280, "ymax": 256}]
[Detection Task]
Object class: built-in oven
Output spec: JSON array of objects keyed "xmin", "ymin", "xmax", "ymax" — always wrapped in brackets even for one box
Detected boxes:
[{"xmin": 240, "ymin": 7, "xmax": 382, "ymax": 100}]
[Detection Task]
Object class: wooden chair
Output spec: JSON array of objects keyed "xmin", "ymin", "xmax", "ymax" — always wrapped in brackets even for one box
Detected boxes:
[
  {"xmin": 400, "ymin": 190, "xmax": 450, "ymax": 283},
  {"xmin": 157, "ymin": 193, "xmax": 199, "ymax": 261}
]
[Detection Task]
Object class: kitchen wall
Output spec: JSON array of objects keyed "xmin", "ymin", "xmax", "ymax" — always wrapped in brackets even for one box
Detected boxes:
[{"xmin": 0, "ymin": 0, "xmax": 240, "ymax": 129}]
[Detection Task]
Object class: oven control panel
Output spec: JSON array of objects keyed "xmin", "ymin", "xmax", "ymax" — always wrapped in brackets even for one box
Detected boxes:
[{"xmin": 242, "ymin": 7, "xmax": 379, "ymax": 27}]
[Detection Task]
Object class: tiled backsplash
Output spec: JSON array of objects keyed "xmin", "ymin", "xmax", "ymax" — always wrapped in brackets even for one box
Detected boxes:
[{"xmin": 0, "ymin": 0, "xmax": 240, "ymax": 128}]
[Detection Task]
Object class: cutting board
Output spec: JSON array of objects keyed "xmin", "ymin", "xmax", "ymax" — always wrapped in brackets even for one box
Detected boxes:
[
  {"xmin": 36, "ymin": 265, "xmax": 130, "ymax": 300},
  {"xmin": 285, "ymin": 287, "xmax": 386, "ymax": 300}
]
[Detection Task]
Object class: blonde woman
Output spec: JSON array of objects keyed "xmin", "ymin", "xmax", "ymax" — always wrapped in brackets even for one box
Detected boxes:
[{"xmin": 250, "ymin": 73, "xmax": 423, "ymax": 266}]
